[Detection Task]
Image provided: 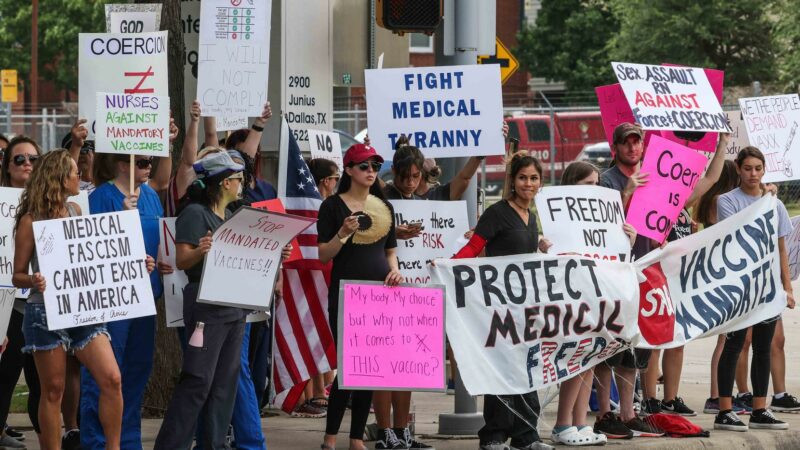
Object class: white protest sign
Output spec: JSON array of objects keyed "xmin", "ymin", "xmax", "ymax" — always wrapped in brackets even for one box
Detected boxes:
[
  {"xmin": 198, "ymin": 207, "xmax": 315, "ymax": 309},
  {"xmin": 216, "ymin": 116, "xmax": 249, "ymax": 132},
  {"xmin": 634, "ymin": 195, "xmax": 787, "ymax": 348},
  {"xmin": 788, "ymin": 216, "xmax": 800, "ymax": 281},
  {"xmin": 95, "ymin": 93, "xmax": 170, "ymax": 157},
  {"xmin": 389, "ymin": 200, "xmax": 469, "ymax": 284},
  {"xmin": 724, "ymin": 110, "xmax": 749, "ymax": 161},
  {"xmin": 79, "ymin": 31, "xmax": 168, "ymax": 138},
  {"xmin": 739, "ymin": 95, "xmax": 800, "ymax": 183},
  {"xmin": 0, "ymin": 289, "xmax": 14, "ymax": 344},
  {"xmin": 429, "ymin": 254, "xmax": 640, "ymax": 395},
  {"xmin": 159, "ymin": 218, "xmax": 188, "ymax": 327},
  {"xmin": 535, "ymin": 185, "xmax": 630, "ymax": 262},
  {"xmin": 32, "ymin": 210, "xmax": 156, "ymax": 330},
  {"xmin": 105, "ymin": 3, "xmax": 161, "ymax": 33},
  {"xmin": 197, "ymin": 0, "xmax": 271, "ymax": 117},
  {"xmin": 611, "ymin": 62, "xmax": 729, "ymax": 133},
  {"xmin": 308, "ymin": 129, "xmax": 343, "ymax": 172},
  {"xmin": 0, "ymin": 188, "xmax": 21, "ymax": 289},
  {"xmin": 365, "ymin": 64, "xmax": 505, "ymax": 160}
]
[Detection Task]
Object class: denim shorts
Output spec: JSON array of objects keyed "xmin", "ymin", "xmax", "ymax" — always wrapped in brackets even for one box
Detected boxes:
[{"xmin": 22, "ymin": 302, "xmax": 109, "ymax": 354}]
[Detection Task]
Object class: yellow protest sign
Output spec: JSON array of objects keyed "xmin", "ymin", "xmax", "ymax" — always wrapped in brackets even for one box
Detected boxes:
[
  {"xmin": 477, "ymin": 38, "xmax": 519, "ymax": 85},
  {"xmin": 1, "ymin": 70, "xmax": 17, "ymax": 103}
]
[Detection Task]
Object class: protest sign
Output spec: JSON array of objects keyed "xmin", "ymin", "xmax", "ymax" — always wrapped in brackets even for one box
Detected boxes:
[
  {"xmin": 0, "ymin": 288, "xmax": 14, "ymax": 346},
  {"xmin": 197, "ymin": 0, "xmax": 270, "ymax": 117},
  {"xmin": 389, "ymin": 200, "xmax": 468, "ymax": 284},
  {"xmin": 634, "ymin": 195, "xmax": 787, "ymax": 348},
  {"xmin": 724, "ymin": 110, "xmax": 750, "ymax": 161},
  {"xmin": 308, "ymin": 129, "xmax": 343, "ymax": 172},
  {"xmin": 159, "ymin": 218, "xmax": 188, "ymax": 327},
  {"xmin": 338, "ymin": 281, "xmax": 446, "ymax": 391},
  {"xmin": 250, "ymin": 199, "xmax": 302, "ymax": 262},
  {"xmin": 79, "ymin": 31, "xmax": 168, "ymax": 138},
  {"xmin": 611, "ymin": 62, "xmax": 729, "ymax": 134},
  {"xmin": 657, "ymin": 67, "xmax": 725, "ymax": 153},
  {"xmin": 32, "ymin": 210, "xmax": 156, "ymax": 330},
  {"xmin": 365, "ymin": 64, "xmax": 505, "ymax": 160},
  {"xmin": 95, "ymin": 93, "xmax": 170, "ymax": 157},
  {"xmin": 535, "ymin": 185, "xmax": 630, "ymax": 261},
  {"xmin": 105, "ymin": 3, "xmax": 161, "ymax": 33},
  {"xmin": 216, "ymin": 116, "xmax": 248, "ymax": 132},
  {"xmin": 429, "ymin": 254, "xmax": 639, "ymax": 395},
  {"xmin": 788, "ymin": 216, "xmax": 800, "ymax": 281},
  {"xmin": 739, "ymin": 94, "xmax": 800, "ymax": 183},
  {"xmin": 198, "ymin": 207, "xmax": 314, "ymax": 309},
  {"xmin": 0, "ymin": 188, "xmax": 21, "ymax": 289},
  {"xmin": 626, "ymin": 135, "xmax": 708, "ymax": 243}
]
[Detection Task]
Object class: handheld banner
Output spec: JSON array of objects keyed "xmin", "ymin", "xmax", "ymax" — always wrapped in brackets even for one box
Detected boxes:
[
  {"xmin": 308, "ymin": 129, "xmax": 343, "ymax": 172},
  {"xmin": 79, "ymin": 31, "xmax": 168, "ymax": 138},
  {"xmin": 611, "ymin": 62, "xmax": 729, "ymax": 133},
  {"xmin": 95, "ymin": 93, "xmax": 170, "ymax": 157},
  {"xmin": 429, "ymin": 254, "xmax": 639, "ymax": 395},
  {"xmin": 159, "ymin": 218, "xmax": 188, "ymax": 327},
  {"xmin": 389, "ymin": 200, "xmax": 469, "ymax": 284},
  {"xmin": 365, "ymin": 64, "xmax": 505, "ymax": 160},
  {"xmin": 535, "ymin": 185, "xmax": 630, "ymax": 261},
  {"xmin": 626, "ymin": 135, "xmax": 708, "ymax": 243},
  {"xmin": 634, "ymin": 195, "xmax": 787, "ymax": 348},
  {"xmin": 197, "ymin": 207, "xmax": 314, "ymax": 309},
  {"xmin": 739, "ymin": 94, "xmax": 800, "ymax": 183},
  {"xmin": 197, "ymin": 0, "xmax": 271, "ymax": 117},
  {"xmin": 338, "ymin": 281, "xmax": 446, "ymax": 391},
  {"xmin": 32, "ymin": 210, "xmax": 156, "ymax": 330}
]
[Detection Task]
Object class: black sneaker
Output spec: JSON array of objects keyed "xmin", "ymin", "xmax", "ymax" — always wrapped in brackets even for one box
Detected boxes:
[
  {"xmin": 771, "ymin": 393, "xmax": 800, "ymax": 412},
  {"xmin": 4, "ymin": 425, "xmax": 24, "ymax": 441},
  {"xmin": 641, "ymin": 397, "xmax": 661, "ymax": 415},
  {"xmin": 661, "ymin": 397, "xmax": 696, "ymax": 416},
  {"xmin": 62, "ymin": 428, "xmax": 80, "ymax": 450},
  {"xmin": 749, "ymin": 409, "xmax": 789, "ymax": 430},
  {"xmin": 714, "ymin": 410, "xmax": 747, "ymax": 432},
  {"xmin": 624, "ymin": 417, "xmax": 664, "ymax": 437},
  {"xmin": 396, "ymin": 427, "xmax": 434, "ymax": 449},
  {"xmin": 736, "ymin": 392, "xmax": 753, "ymax": 409},
  {"xmin": 593, "ymin": 412, "xmax": 633, "ymax": 439},
  {"xmin": 375, "ymin": 428, "xmax": 405, "ymax": 449}
]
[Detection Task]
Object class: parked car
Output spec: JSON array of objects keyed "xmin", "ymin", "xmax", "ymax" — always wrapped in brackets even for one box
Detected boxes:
[{"xmin": 577, "ymin": 142, "xmax": 613, "ymax": 169}]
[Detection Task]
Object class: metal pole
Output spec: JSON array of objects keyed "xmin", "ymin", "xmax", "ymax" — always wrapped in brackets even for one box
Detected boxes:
[
  {"xmin": 41, "ymin": 107, "xmax": 47, "ymax": 149},
  {"xmin": 540, "ymin": 92, "xmax": 556, "ymax": 185},
  {"xmin": 369, "ymin": 0, "xmax": 376, "ymax": 69},
  {"xmin": 4, "ymin": 103, "xmax": 10, "ymax": 135}
]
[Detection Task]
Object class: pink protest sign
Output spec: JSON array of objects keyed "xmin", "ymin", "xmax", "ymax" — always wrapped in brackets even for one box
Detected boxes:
[
  {"xmin": 338, "ymin": 281, "xmax": 446, "ymax": 391},
  {"xmin": 626, "ymin": 135, "xmax": 708, "ymax": 243},
  {"xmin": 658, "ymin": 67, "xmax": 724, "ymax": 153}
]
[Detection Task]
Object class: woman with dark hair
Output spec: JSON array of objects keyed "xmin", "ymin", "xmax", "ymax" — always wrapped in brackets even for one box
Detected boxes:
[
  {"xmin": 308, "ymin": 158, "xmax": 340, "ymax": 200},
  {"xmin": 318, "ymin": 144, "xmax": 401, "ymax": 450},
  {"xmin": 452, "ymin": 151, "xmax": 553, "ymax": 450},
  {"xmin": 713, "ymin": 146, "xmax": 794, "ymax": 432}
]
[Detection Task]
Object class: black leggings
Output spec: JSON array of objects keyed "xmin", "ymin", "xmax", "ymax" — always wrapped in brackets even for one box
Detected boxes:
[
  {"xmin": 718, "ymin": 319, "xmax": 777, "ymax": 398},
  {"xmin": 0, "ymin": 310, "xmax": 24, "ymax": 427}
]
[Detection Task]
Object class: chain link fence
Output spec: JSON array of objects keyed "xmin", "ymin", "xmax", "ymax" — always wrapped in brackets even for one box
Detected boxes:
[{"xmin": 0, "ymin": 104, "xmax": 76, "ymax": 151}]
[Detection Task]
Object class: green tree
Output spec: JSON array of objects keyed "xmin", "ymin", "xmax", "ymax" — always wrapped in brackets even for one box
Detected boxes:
[
  {"xmin": 515, "ymin": 0, "xmax": 619, "ymax": 92},
  {"xmin": 774, "ymin": 0, "xmax": 800, "ymax": 91},
  {"xmin": 609, "ymin": 0, "xmax": 776, "ymax": 87}
]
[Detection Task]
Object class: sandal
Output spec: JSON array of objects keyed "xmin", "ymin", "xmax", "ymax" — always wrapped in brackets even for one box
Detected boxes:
[
  {"xmin": 578, "ymin": 426, "xmax": 608, "ymax": 446},
  {"xmin": 551, "ymin": 426, "xmax": 598, "ymax": 446},
  {"xmin": 310, "ymin": 396, "xmax": 329, "ymax": 408}
]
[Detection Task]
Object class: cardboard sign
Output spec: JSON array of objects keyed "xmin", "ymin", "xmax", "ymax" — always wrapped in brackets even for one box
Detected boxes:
[
  {"xmin": 216, "ymin": 116, "xmax": 248, "ymax": 132},
  {"xmin": 0, "ymin": 188, "xmax": 22, "ymax": 289},
  {"xmin": 724, "ymin": 110, "xmax": 750, "ymax": 161},
  {"xmin": 105, "ymin": 3, "xmax": 161, "ymax": 33},
  {"xmin": 365, "ymin": 64, "xmax": 505, "ymax": 160},
  {"xmin": 197, "ymin": 207, "xmax": 314, "ymax": 309},
  {"xmin": 159, "ymin": 218, "xmax": 188, "ymax": 327},
  {"xmin": 626, "ymin": 135, "xmax": 709, "ymax": 243},
  {"xmin": 389, "ymin": 200, "xmax": 469, "ymax": 284},
  {"xmin": 535, "ymin": 185, "xmax": 631, "ymax": 261},
  {"xmin": 32, "ymin": 210, "xmax": 156, "ymax": 330},
  {"xmin": 308, "ymin": 129, "xmax": 343, "ymax": 172},
  {"xmin": 95, "ymin": 93, "xmax": 170, "ymax": 157},
  {"xmin": 739, "ymin": 94, "xmax": 800, "ymax": 183},
  {"xmin": 611, "ymin": 62, "xmax": 729, "ymax": 133},
  {"xmin": 338, "ymin": 281, "xmax": 446, "ymax": 391},
  {"xmin": 79, "ymin": 31, "xmax": 169, "ymax": 138},
  {"xmin": 788, "ymin": 216, "xmax": 800, "ymax": 281},
  {"xmin": 197, "ymin": 0, "xmax": 271, "ymax": 117}
]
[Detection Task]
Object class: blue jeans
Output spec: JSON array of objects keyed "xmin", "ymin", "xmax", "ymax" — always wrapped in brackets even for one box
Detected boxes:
[{"xmin": 81, "ymin": 315, "xmax": 155, "ymax": 450}]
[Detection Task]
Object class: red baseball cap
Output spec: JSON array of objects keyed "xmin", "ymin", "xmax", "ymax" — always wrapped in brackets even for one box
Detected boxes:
[{"xmin": 343, "ymin": 143, "xmax": 384, "ymax": 167}]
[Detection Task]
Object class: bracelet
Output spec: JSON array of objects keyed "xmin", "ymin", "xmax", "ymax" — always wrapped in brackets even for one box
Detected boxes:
[
  {"xmin": 251, "ymin": 123, "xmax": 264, "ymax": 132},
  {"xmin": 336, "ymin": 231, "xmax": 345, "ymax": 239}
]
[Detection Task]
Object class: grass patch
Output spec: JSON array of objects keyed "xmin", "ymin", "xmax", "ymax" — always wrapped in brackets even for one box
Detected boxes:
[{"xmin": 10, "ymin": 384, "xmax": 27, "ymax": 413}]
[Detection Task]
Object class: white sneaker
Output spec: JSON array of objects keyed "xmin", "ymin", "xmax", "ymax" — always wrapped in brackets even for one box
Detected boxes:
[
  {"xmin": 578, "ymin": 425, "xmax": 607, "ymax": 445},
  {"xmin": 550, "ymin": 427, "xmax": 600, "ymax": 446},
  {"xmin": 0, "ymin": 434, "xmax": 25, "ymax": 449}
]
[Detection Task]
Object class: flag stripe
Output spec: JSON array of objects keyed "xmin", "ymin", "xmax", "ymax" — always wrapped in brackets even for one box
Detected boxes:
[{"xmin": 295, "ymin": 267, "xmax": 336, "ymax": 366}]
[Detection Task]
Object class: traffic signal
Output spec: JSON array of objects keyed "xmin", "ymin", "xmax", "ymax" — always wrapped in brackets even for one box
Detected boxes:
[{"xmin": 376, "ymin": 0, "xmax": 442, "ymax": 35}]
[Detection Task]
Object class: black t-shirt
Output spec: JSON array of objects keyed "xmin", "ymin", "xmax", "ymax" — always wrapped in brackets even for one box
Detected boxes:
[
  {"xmin": 317, "ymin": 194, "xmax": 398, "ymax": 309},
  {"xmin": 667, "ymin": 208, "xmax": 692, "ymax": 242},
  {"xmin": 423, "ymin": 183, "xmax": 451, "ymax": 201},
  {"xmin": 474, "ymin": 200, "xmax": 539, "ymax": 257},
  {"xmin": 600, "ymin": 165, "xmax": 652, "ymax": 260},
  {"xmin": 383, "ymin": 183, "xmax": 422, "ymax": 200}
]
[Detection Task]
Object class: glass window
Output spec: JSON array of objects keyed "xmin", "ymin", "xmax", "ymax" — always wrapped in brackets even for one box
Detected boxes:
[
  {"xmin": 409, "ymin": 33, "xmax": 433, "ymax": 53},
  {"xmin": 525, "ymin": 120, "xmax": 550, "ymax": 142},
  {"xmin": 507, "ymin": 121, "xmax": 520, "ymax": 141}
]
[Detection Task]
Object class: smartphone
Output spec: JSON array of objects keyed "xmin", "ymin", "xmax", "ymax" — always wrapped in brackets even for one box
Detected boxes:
[
  {"xmin": 409, "ymin": 221, "xmax": 424, "ymax": 231},
  {"xmin": 508, "ymin": 137, "xmax": 519, "ymax": 153}
]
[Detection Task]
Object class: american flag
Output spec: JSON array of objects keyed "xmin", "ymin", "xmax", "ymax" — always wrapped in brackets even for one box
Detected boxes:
[{"xmin": 273, "ymin": 119, "xmax": 336, "ymax": 413}]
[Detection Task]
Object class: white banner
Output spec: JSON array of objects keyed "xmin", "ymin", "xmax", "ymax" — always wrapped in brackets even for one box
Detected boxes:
[
  {"xmin": 390, "ymin": 200, "xmax": 469, "ymax": 284},
  {"xmin": 32, "ymin": 210, "xmax": 156, "ymax": 330},
  {"xmin": 159, "ymin": 218, "xmax": 188, "ymax": 327},
  {"xmin": 739, "ymin": 95, "xmax": 800, "ymax": 183},
  {"xmin": 611, "ymin": 62, "xmax": 729, "ymax": 133},
  {"xmin": 95, "ymin": 93, "xmax": 170, "ymax": 157},
  {"xmin": 198, "ymin": 207, "xmax": 314, "ymax": 309},
  {"xmin": 429, "ymin": 254, "xmax": 640, "ymax": 395},
  {"xmin": 634, "ymin": 195, "xmax": 787, "ymax": 348},
  {"xmin": 197, "ymin": 0, "xmax": 270, "ymax": 117},
  {"xmin": 365, "ymin": 64, "xmax": 505, "ymax": 160},
  {"xmin": 535, "ymin": 185, "xmax": 630, "ymax": 262},
  {"xmin": 308, "ymin": 129, "xmax": 343, "ymax": 172},
  {"xmin": 79, "ymin": 31, "xmax": 169, "ymax": 138}
]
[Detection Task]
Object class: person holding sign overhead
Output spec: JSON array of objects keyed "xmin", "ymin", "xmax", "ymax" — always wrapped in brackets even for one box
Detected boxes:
[
  {"xmin": 317, "ymin": 143, "xmax": 401, "ymax": 450},
  {"xmin": 12, "ymin": 150, "xmax": 132, "ymax": 450}
]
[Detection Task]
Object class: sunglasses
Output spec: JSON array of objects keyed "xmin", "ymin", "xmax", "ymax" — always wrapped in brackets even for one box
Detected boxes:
[
  {"xmin": 133, "ymin": 158, "xmax": 153, "ymax": 169},
  {"xmin": 12, "ymin": 154, "xmax": 38, "ymax": 166},
  {"xmin": 227, "ymin": 173, "xmax": 244, "ymax": 181},
  {"xmin": 354, "ymin": 161, "xmax": 382, "ymax": 172}
]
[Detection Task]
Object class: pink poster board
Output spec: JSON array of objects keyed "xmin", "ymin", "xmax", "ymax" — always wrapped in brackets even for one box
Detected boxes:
[
  {"xmin": 626, "ymin": 135, "xmax": 708, "ymax": 243},
  {"xmin": 338, "ymin": 281, "xmax": 446, "ymax": 391}
]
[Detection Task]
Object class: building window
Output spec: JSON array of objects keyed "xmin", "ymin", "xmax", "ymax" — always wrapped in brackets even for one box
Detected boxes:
[{"xmin": 409, "ymin": 33, "xmax": 433, "ymax": 53}]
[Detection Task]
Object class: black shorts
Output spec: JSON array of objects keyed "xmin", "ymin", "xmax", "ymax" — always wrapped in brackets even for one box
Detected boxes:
[{"xmin": 604, "ymin": 348, "xmax": 651, "ymax": 370}]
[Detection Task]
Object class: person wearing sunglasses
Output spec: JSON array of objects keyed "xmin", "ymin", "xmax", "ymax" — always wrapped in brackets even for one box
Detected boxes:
[{"xmin": 63, "ymin": 120, "xmax": 97, "ymax": 194}]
